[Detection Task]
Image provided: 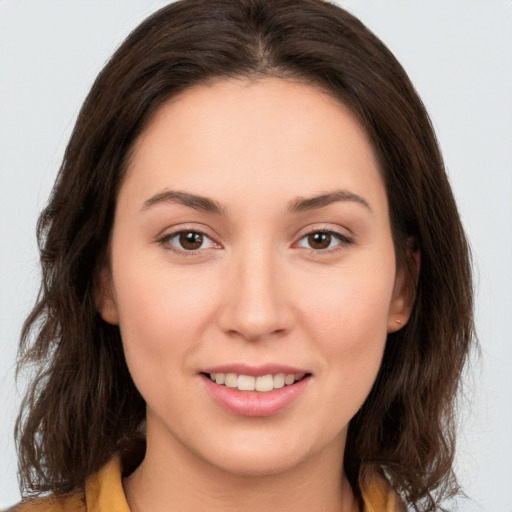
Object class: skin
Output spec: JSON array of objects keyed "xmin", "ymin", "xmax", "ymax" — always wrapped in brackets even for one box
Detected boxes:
[{"xmin": 98, "ymin": 78, "xmax": 414, "ymax": 512}]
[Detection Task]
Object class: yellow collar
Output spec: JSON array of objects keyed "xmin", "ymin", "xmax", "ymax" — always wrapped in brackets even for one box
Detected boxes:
[
  {"xmin": 84, "ymin": 456, "xmax": 403, "ymax": 512},
  {"xmin": 13, "ymin": 456, "xmax": 403, "ymax": 512},
  {"xmin": 84, "ymin": 456, "xmax": 130, "ymax": 512},
  {"xmin": 359, "ymin": 467, "xmax": 405, "ymax": 512}
]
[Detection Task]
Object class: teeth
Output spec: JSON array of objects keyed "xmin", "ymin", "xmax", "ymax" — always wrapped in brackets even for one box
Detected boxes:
[
  {"xmin": 273, "ymin": 373, "xmax": 285, "ymax": 389},
  {"xmin": 284, "ymin": 374, "xmax": 295, "ymax": 386},
  {"xmin": 237, "ymin": 375, "xmax": 255, "ymax": 391},
  {"xmin": 208, "ymin": 372, "xmax": 305, "ymax": 392},
  {"xmin": 225, "ymin": 373, "xmax": 238, "ymax": 388},
  {"xmin": 255, "ymin": 374, "xmax": 273, "ymax": 392}
]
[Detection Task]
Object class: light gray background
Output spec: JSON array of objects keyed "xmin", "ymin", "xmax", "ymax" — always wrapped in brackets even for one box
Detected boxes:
[{"xmin": 1, "ymin": 1, "xmax": 511, "ymax": 510}]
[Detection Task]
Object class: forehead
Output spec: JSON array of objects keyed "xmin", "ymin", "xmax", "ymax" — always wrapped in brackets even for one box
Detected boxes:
[{"xmin": 122, "ymin": 77, "xmax": 386, "ymax": 215}]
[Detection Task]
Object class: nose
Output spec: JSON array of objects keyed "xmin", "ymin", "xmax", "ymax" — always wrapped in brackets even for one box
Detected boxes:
[{"xmin": 216, "ymin": 245, "xmax": 293, "ymax": 342}]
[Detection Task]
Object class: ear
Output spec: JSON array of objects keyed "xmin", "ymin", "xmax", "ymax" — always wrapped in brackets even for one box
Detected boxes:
[
  {"xmin": 95, "ymin": 267, "xmax": 119, "ymax": 325},
  {"xmin": 388, "ymin": 240, "xmax": 420, "ymax": 333}
]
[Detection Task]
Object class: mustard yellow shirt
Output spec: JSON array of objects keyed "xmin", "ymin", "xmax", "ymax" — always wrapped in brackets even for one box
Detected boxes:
[{"xmin": 9, "ymin": 457, "xmax": 403, "ymax": 512}]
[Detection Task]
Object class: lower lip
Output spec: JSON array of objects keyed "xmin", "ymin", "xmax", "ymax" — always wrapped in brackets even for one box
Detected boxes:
[{"xmin": 201, "ymin": 375, "xmax": 310, "ymax": 417}]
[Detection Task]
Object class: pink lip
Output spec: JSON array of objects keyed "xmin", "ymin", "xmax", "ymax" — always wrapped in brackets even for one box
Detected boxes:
[
  {"xmin": 200, "ymin": 373, "xmax": 311, "ymax": 417},
  {"xmin": 201, "ymin": 363, "xmax": 309, "ymax": 377}
]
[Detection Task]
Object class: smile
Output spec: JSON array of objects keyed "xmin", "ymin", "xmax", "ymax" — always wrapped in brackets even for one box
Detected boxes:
[
  {"xmin": 207, "ymin": 372, "xmax": 306, "ymax": 392},
  {"xmin": 202, "ymin": 371, "xmax": 311, "ymax": 417}
]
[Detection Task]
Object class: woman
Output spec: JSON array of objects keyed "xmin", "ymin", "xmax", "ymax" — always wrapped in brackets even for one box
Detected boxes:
[{"xmin": 12, "ymin": 0, "xmax": 474, "ymax": 511}]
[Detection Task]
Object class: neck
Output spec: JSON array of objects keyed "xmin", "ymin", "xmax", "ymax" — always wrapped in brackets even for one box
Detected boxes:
[{"xmin": 123, "ymin": 422, "xmax": 359, "ymax": 512}]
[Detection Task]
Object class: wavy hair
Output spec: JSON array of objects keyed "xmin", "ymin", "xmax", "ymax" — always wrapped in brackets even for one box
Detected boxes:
[{"xmin": 16, "ymin": 1, "xmax": 474, "ymax": 510}]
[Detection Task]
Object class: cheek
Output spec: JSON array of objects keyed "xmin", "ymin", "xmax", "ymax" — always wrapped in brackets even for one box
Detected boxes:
[
  {"xmin": 111, "ymin": 265, "xmax": 222, "ymax": 420},
  {"xmin": 298, "ymin": 256, "xmax": 395, "ymax": 372},
  {"xmin": 111, "ymin": 260, "xmax": 219, "ymax": 374},
  {"xmin": 302, "ymin": 272, "xmax": 393, "ymax": 425},
  {"xmin": 305, "ymin": 267, "xmax": 393, "ymax": 332}
]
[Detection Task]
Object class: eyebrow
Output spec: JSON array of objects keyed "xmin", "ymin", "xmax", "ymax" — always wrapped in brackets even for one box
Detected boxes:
[
  {"xmin": 140, "ymin": 188, "xmax": 371, "ymax": 215},
  {"xmin": 141, "ymin": 189, "xmax": 227, "ymax": 215},
  {"xmin": 288, "ymin": 189, "xmax": 372, "ymax": 213}
]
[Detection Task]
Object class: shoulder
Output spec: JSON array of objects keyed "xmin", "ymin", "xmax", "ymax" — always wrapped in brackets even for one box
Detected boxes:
[
  {"xmin": 4, "ymin": 492, "xmax": 85, "ymax": 512},
  {"xmin": 5, "ymin": 450, "xmax": 133, "ymax": 512}
]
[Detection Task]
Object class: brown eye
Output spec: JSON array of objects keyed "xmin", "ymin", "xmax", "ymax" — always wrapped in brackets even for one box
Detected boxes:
[
  {"xmin": 179, "ymin": 231, "xmax": 204, "ymax": 250},
  {"xmin": 296, "ymin": 230, "xmax": 352, "ymax": 252},
  {"xmin": 307, "ymin": 232, "xmax": 332, "ymax": 250},
  {"xmin": 161, "ymin": 230, "xmax": 217, "ymax": 254}
]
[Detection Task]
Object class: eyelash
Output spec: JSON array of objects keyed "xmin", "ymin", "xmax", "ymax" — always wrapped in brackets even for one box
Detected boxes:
[
  {"xmin": 157, "ymin": 229, "xmax": 220, "ymax": 256},
  {"xmin": 294, "ymin": 228, "xmax": 353, "ymax": 254},
  {"xmin": 157, "ymin": 228, "xmax": 353, "ymax": 255}
]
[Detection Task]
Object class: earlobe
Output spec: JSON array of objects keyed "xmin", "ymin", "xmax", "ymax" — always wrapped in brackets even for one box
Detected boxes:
[
  {"xmin": 388, "ymin": 240, "xmax": 420, "ymax": 333},
  {"xmin": 95, "ymin": 267, "xmax": 119, "ymax": 325}
]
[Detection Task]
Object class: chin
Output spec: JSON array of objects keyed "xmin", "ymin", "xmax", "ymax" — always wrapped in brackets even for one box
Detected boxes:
[
  {"xmin": 207, "ymin": 449, "xmax": 307, "ymax": 477},
  {"xmin": 194, "ymin": 430, "xmax": 323, "ymax": 478}
]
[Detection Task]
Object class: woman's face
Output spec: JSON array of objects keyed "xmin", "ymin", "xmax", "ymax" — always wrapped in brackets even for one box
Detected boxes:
[{"xmin": 99, "ymin": 78, "xmax": 411, "ymax": 477}]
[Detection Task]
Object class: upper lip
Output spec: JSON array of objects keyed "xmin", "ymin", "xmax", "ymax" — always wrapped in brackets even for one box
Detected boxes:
[{"xmin": 200, "ymin": 363, "xmax": 310, "ymax": 377}]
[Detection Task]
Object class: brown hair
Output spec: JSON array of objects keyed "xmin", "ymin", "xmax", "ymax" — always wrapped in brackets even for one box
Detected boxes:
[{"xmin": 16, "ymin": 1, "xmax": 474, "ymax": 510}]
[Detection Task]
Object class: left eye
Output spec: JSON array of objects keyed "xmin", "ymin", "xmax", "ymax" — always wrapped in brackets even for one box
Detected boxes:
[
  {"xmin": 164, "ymin": 230, "xmax": 216, "ymax": 251},
  {"xmin": 296, "ymin": 231, "xmax": 348, "ymax": 250}
]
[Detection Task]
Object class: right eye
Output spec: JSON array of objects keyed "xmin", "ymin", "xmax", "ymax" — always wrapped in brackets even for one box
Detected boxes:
[{"xmin": 159, "ymin": 230, "xmax": 218, "ymax": 252}]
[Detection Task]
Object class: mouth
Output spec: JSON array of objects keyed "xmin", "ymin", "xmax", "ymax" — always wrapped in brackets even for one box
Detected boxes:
[
  {"xmin": 203, "ymin": 372, "xmax": 310, "ymax": 393},
  {"xmin": 200, "ymin": 369, "xmax": 312, "ymax": 417}
]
